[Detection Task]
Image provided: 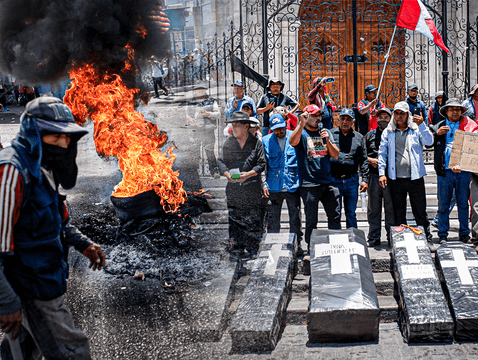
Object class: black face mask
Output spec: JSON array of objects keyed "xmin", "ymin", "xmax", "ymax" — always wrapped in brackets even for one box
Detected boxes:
[
  {"xmin": 42, "ymin": 142, "xmax": 78, "ymax": 189},
  {"xmin": 377, "ymin": 121, "xmax": 389, "ymax": 130}
]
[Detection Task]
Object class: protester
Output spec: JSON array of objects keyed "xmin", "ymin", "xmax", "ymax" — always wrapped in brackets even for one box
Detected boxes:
[
  {"xmin": 429, "ymin": 98, "xmax": 478, "ymax": 243},
  {"xmin": 363, "ymin": 108, "xmax": 395, "ymax": 246},
  {"xmin": 0, "ymin": 97, "xmax": 105, "ymax": 359},
  {"xmin": 151, "ymin": 58, "xmax": 168, "ymax": 98},
  {"xmin": 184, "ymin": 83, "xmax": 221, "ymax": 178},
  {"xmin": 471, "ymin": 173, "xmax": 478, "ymax": 244},
  {"xmin": 405, "ymin": 83, "xmax": 428, "ymax": 122},
  {"xmin": 330, "ymin": 108, "xmax": 369, "ymax": 229},
  {"xmin": 428, "ymin": 91, "xmax": 445, "ymax": 125},
  {"xmin": 357, "ymin": 84, "xmax": 385, "ymax": 135},
  {"xmin": 462, "ymin": 84, "xmax": 478, "ymax": 120},
  {"xmin": 239, "ymin": 99, "xmax": 257, "ymax": 118},
  {"xmin": 257, "ymin": 78, "xmax": 299, "ymax": 136},
  {"xmin": 290, "ymin": 104, "xmax": 340, "ymax": 250},
  {"xmin": 224, "ymin": 80, "xmax": 256, "ymax": 121},
  {"xmin": 262, "ymin": 113, "xmax": 302, "ymax": 251},
  {"xmin": 248, "ymin": 117, "xmax": 262, "ymax": 139},
  {"xmin": 307, "ymin": 76, "xmax": 335, "ymax": 129},
  {"xmin": 378, "ymin": 101, "xmax": 434, "ymax": 242},
  {"xmin": 217, "ymin": 111, "xmax": 266, "ymax": 258}
]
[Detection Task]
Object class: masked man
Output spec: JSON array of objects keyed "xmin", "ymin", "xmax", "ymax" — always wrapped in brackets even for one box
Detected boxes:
[{"xmin": 0, "ymin": 97, "xmax": 105, "ymax": 359}]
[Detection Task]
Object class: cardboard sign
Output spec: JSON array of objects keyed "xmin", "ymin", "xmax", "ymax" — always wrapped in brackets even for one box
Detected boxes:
[{"xmin": 449, "ymin": 130, "xmax": 478, "ymax": 172}]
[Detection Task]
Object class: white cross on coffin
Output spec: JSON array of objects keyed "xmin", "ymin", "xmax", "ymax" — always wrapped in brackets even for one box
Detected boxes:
[
  {"xmin": 314, "ymin": 234, "xmax": 366, "ymax": 275},
  {"xmin": 396, "ymin": 232, "xmax": 427, "ymax": 264},
  {"xmin": 259, "ymin": 244, "xmax": 291, "ymax": 276},
  {"xmin": 441, "ymin": 249, "xmax": 478, "ymax": 286}
]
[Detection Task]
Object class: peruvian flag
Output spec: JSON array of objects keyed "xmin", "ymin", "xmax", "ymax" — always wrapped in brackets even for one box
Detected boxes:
[{"xmin": 396, "ymin": 0, "xmax": 450, "ymax": 53}]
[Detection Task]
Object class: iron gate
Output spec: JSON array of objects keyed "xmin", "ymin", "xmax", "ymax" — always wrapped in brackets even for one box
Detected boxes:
[{"xmin": 200, "ymin": 0, "xmax": 477, "ymax": 113}]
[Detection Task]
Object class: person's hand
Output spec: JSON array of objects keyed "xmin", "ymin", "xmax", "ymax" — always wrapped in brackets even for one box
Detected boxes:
[
  {"xmin": 238, "ymin": 172, "xmax": 251, "ymax": 183},
  {"xmin": 0, "ymin": 310, "xmax": 22, "ymax": 341},
  {"xmin": 299, "ymin": 111, "xmax": 308, "ymax": 125},
  {"xmin": 359, "ymin": 182, "xmax": 368, "ymax": 192},
  {"xmin": 224, "ymin": 171, "xmax": 235, "ymax": 183},
  {"xmin": 320, "ymin": 129, "xmax": 329, "ymax": 140},
  {"xmin": 265, "ymin": 101, "xmax": 274, "ymax": 111},
  {"xmin": 82, "ymin": 243, "xmax": 105, "ymax": 271},
  {"xmin": 319, "ymin": 77, "xmax": 327, "ymax": 87},
  {"xmin": 413, "ymin": 114, "xmax": 424, "ymax": 126},
  {"xmin": 233, "ymin": 100, "xmax": 238, "ymax": 109},
  {"xmin": 368, "ymin": 158, "xmax": 379, "ymax": 168},
  {"xmin": 437, "ymin": 126, "xmax": 450, "ymax": 136},
  {"xmin": 370, "ymin": 98, "xmax": 379, "ymax": 107},
  {"xmin": 452, "ymin": 165, "xmax": 461, "ymax": 173},
  {"xmin": 199, "ymin": 109, "xmax": 210, "ymax": 116},
  {"xmin": 262, "ymin": 188, "xmax": 269, "ymax": 198},
  {"xmin": 283, "ymin": 107, "xmax": 289, "ymax": 117},
  {"xmin": 379, "ymin": 175, "xmax": 387, "ymax": 188}
]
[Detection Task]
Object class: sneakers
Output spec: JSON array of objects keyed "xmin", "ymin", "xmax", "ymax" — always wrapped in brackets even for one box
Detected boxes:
[
  {"xmin": 367, "ymin": 239, "xmax": 381, "ymax": 247},
  {"xmin": 439, "ymin": 236, "xmax": 447, "ymax": 244},
  {"xmin": 459, "ymin": 235, "xmax": 474, "ymax": 245},
  {"xmin": 430, "ymin": 218, "xmax": 438, "ymax": 228}
]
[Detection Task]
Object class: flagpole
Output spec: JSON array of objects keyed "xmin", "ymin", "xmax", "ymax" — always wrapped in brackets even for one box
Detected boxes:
[{"xmin": 376, "ymin": 25, "xmax": 398, "ymax": 100}]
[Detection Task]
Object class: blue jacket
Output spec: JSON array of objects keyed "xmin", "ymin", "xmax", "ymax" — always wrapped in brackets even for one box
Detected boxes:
[
  {"xmin": 0, "ymin": 116, "xmax": 90, "ymax": 302},
  {"xmin": 262, "ymin": 130, "xmax": 299, "ymax": 193},
  {"xmin": 406, "ymin": 97, "xmax": 428, "ymax": 123},
  {"xmin": 378, "ymin": 115, "xmax": 433, "ymax": 180},
  {"xmin": 224, "ymin": 95, "xmax": 257, "ymax": 119}
]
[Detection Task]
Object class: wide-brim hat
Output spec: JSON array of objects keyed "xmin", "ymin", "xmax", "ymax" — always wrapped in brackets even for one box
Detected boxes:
[
  {"xmin": 226, "ymin": 111, "xmax": 250, "ymax": 123},
  {"xmin": 439, "ymin": 98, "xmax": 468, "ymax": 118},
  {"xmin": 26, "ymin": 97, "xmax": 88, "ymax": 140},
  {"xmin": 266, "ymin": 77, "xmax": 284, "ymax": 92},
  {"xmin": 469, "ymin": 84, "xmax": 478, "ymax": 97}
]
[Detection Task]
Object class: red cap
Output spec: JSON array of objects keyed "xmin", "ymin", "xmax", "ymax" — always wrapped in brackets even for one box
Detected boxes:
[{"xmin": 303, "ymin": 104, "xmax": 322, "ymax": 115}]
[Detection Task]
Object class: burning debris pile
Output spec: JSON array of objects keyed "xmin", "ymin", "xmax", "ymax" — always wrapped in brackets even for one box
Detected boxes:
[{"xmin": 75, "ymin": 192, "xmax": 220, "ymax": 288}]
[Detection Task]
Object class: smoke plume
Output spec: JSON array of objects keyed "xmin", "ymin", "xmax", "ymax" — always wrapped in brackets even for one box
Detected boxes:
[{"xmin": 0, "ymin": 0, "xmax": 170, "ymax": 86}]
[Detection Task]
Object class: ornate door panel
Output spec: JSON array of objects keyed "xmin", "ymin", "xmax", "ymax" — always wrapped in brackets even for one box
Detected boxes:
[{"xmin": 298, "ymin": 0, "xmax": 403, "ymax": 110}]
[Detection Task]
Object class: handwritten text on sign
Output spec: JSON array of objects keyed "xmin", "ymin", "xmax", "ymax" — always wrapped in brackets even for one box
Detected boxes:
[{"xmin": 449, "ymin": 130, "xmax": 478, "ymax": 172}]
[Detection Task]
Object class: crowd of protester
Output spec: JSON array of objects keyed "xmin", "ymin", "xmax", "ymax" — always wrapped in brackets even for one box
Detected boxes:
[{"xmin": 206, "ymin": 77, "xmax": 478, "ymax": 258}]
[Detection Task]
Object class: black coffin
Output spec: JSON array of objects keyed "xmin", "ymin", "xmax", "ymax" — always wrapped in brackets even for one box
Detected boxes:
[
  {"xmin": 435, "ymin": 241, "xmax": 478, "ymax": 340},
  {"xmin": 230, "ymin": 233, "xmax": 297, "ymax": 353},
  {"xmin": 307, "ymin": 228, "xmax": 379, "ymax": 343},
  {"xmin": 391, "ymin": 226, "xmax": 453, "ymax": 342}
]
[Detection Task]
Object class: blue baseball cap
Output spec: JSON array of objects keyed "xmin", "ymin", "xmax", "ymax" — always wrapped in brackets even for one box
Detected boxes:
[
  {"xmin": 339, "ymin": 108, "xmax": 355, "ymax": 120},
  {"xmin": 231, "ymin": 80, "xmax": 244, "ymax": 87},
  {"xmin": 270, "ymin": 113, "xmax": 286, "ymax": 131}
]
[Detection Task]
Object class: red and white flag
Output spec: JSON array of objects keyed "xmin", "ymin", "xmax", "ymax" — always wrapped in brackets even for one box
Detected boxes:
[{"xmin": 396, "ymin": 0, "xmax": 450, "ymax": 53}]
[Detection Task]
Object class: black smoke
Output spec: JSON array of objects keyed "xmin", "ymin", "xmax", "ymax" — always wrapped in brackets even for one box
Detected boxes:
[{"xmin": 0, "ymin": 0, "xmax": 170, "ymax": 87}]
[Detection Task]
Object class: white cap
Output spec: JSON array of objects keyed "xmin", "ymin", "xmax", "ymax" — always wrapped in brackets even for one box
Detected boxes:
[{"xmin": 393, "ymin": 101, "xmax": 410, "ymax": 113}]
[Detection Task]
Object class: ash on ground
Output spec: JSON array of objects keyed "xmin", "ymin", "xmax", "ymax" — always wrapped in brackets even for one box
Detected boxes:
[{"xmin": 74, "ymin": 204, "xmax": 229, "ymax": 288}]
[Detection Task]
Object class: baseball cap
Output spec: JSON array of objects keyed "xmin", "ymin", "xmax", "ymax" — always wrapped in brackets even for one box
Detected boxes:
[
  {"xmin": 339, "ymin": 108, "xmax": 355, "ymax": 120},
  {"xmin": 376, "ymin": 108, "xmax": 392, "ymax": 117},
  {"xmin": 249, "ymin": 117, "xmax": 261, "ymax": 127},
  {"xmin": 364, "ymin": 84, "xmax": 377, "ymax": 93},
  {"xmin": 393, "ymin": 101, "xmax": 410, "ymax": 113},
  {"xmin": 303, "ymin": 104, "xmax": 324, "ymax": 115},
  {"xmin": 26, "ymin": 97, "xmax": 88, "ymax": 139},
  {"xmin": 407, "ymin": 83, "xmax": 419, "ymax": 91},
  {"xmin": 231, "ymin": 80, "xmax": 244, "ymax": 87},
  {"xmin": 270, "ymin": 113, "xmax": 286, "ymax": 131}
]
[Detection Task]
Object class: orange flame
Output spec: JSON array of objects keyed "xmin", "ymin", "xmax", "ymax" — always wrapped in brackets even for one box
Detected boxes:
[{"xmin": 64, "ymin": 62, "xmax": 187, "ymax": 213}]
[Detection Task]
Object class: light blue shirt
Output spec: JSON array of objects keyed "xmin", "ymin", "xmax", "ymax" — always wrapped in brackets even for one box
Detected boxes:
[
  {"xmin": 378, "ymin": 121, "xmax": 433, "ymax": 180},
  {"xmin": 444, "ymin": 119, "xmax": 460, "ymax": 169},
  {"xmin": 224, "ymin": 95, "xmax": 256, "ymax": 120}
]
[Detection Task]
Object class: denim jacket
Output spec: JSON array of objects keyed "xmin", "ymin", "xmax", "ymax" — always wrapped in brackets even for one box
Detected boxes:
[{"xmin": 378, "ymin": 115, "xmax": 433, "ymax": 180}]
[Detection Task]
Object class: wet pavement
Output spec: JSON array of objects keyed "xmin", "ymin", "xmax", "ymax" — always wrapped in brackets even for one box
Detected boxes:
[{"xmin": 1, "ymin": 93, "xmax": 478, "ymax": 359}]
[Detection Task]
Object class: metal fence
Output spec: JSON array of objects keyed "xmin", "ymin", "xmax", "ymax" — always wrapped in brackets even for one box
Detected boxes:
[{"xmin": 199, "ymin": 0, "xmax": 477, "ymax": 113}]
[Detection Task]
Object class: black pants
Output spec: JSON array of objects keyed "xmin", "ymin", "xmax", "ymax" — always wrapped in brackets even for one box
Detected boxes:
[
  {"xmin": 300, "ymin": 185, "xmax": 341, "ymax": 244},
  {"xmin": 153, "ymin": 77, "xmax": 167, "ymax": 96},
  {"xmin": 267, "ymin": 191, "xmax": 302, "ymax": 240},
  {"xmin": 389, "ymin": 177, "xmax": 431, "ymax": 240},
  {"xmin": 227, "ymin": 203, "xmax": 266, "ymax": 255}
]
